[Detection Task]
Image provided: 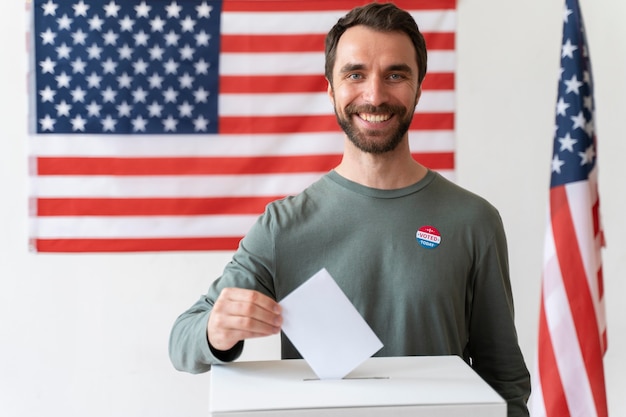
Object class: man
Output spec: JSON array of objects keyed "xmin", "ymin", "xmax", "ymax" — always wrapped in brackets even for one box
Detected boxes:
[{"xmin": 169, "ymin": 3, "xmax": 530, "ymax": 416}]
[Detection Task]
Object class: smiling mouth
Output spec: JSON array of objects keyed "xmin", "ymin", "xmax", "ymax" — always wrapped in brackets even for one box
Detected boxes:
[{"xmin": 358, "ymin": 113, "xmax": 392, "ymax": 123}]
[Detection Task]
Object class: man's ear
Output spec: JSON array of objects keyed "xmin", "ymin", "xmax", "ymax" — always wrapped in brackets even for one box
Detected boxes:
[{"xmin": 326, "ymin": 78, "xmax": 335, "ymax": 105}]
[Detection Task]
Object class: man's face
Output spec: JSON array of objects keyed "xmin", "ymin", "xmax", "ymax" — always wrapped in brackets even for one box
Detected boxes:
[{"xmin": 328, "ymin": 25, "xmax": 422, "ymax": 154}]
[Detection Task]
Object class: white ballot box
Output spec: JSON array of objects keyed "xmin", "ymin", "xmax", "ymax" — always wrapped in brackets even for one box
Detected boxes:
[{"xmin": 209, "ymin": 355, "xmax": 506, "ymax": 417}]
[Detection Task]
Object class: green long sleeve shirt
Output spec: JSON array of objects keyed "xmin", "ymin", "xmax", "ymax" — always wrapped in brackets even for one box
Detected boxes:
[{"xmin": 169, "ymin": 170, "xmax": 531, "ymax": 417}]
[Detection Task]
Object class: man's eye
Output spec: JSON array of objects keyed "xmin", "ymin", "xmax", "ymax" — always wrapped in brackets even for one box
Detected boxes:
[
  {"xmin": 389, "ymin": 73, "xmax": 405, "ymax": 80},
  {"xmin": 347, "ymin": 73, "xmax": 362, "ymax": 80}
]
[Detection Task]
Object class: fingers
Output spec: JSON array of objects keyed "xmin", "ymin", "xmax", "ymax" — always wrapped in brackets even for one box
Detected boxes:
[{"xmin": 207, "ymin": 288, "xmax": 282, "ymax": 352}]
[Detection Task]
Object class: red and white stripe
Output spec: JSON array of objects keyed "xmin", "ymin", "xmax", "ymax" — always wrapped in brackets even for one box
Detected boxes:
[{"xmin": 531, "ymin": 166, "xmax": 608, "ymax": 417}]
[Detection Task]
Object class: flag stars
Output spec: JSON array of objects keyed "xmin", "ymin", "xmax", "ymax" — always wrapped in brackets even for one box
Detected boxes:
[
  {"xmin": 70, "ymin": 86, "xmax": 87, "ymax": 102},
  {"xmin": 117, "ymin": 72, "xmax": 133, "ymax": 89},
  {"xmin": 180, "ymin": 16, "xmax": 196, "ymax": 32},
  {"xmin": 194, "ymin": 59, "xmax": 210, "ymax": 75},
  {"xmin": 163, "ymin": 58, "xmax": 179, "ymax": 74},
  {"xmin": 118, "ymin": 44, "xmax": 133, "ymax": 60},
  {"xmin": 193, "ymin": 115, "xmax": 209, "ymax": 131},
  {"xmin": 55, "ymin": 71, "xmax": 72, "ymax": 88},
  {"xmin": 132, "ymin": 116, "xmax": 148, "ymax": 132},
  {"xmin": 582, "ymin": 44, "xmax": 589, "ymax": 59},
  {"xmin": 73, "ymin": 1, "xmax": 89, "ymax": 17},
  {"xmin": 71, "ymin": 29, "xmax": 87, "ymax": 45},
  {"xmin": 132, "ymin": 87, "xmax": 148, "ymax": 103},
  {"xmin": 570, "ymin": 111, "xmax": 586, "ymax": 130},
  {"xmin": 135, "ymin": 2, "xmax": 151, "ymax": 19},
  {"xmin": 70, "ymin": 114, "xmax": 87, "ymax": 131},
  {"xmin": 55, "ymin": 100, "xmax": 72, "ymax": 117},
  {"xmin": 102, "ymin": 58, "xmax": 117, "ymax": 74},
  {"xmin": 103, "ymin": 29, "xmax": 119, "ymax": 45},
  {"xmin": 179, "ymin": 44, "xmax": 195, "ymax": 60},
  {"xmin": 163, "ymin": 115, "xmax": 179, "ymax": 132},
  {"xmin": 164, "ymin": 30, "xmax": 180, "ymax": 46},
  {"xmin": 101, "ymin": 86, "xmax": 117, "ymax": 103},
  {"xmin": 551, "ymin": 155, "xmax": 565, "ymax": 174},
  {"xmin": 56, "ymin": 43, "xmax": 72, "ymax": 59},
  {"xmin": 150, "ymin": 16, "xmax": 166, "ymax": 32},
  {"xmin": 86, "ymin": 43, "xmax": 103, "ymax": 59},
  {"xmin": 133, "ymin": 58, "xmax": 149, "ymax": 74},
  {"xmin": 558, "ymin": 133, "xmax": 577, "ymax": 152},
  {"xmin": 584, "ymin": 119, "xmax": 594, "ymax": 138},
  {"xmin": 195, "ymin": 31, "xmax": 211, "ymax": 46},
  {"xmin": 578, "ymin": 145, "xmax": 595, "ymax": 166},
  {"xmin": 57, "ymin": 14, "xmax": 73, "ymax": 30},
  {"xmin": 561, "ymin": 39, "xmax": 578, "ymax": 59},
  {"xmin": 39, "ymin": 86, "xmax": 56, "ymax": 102},
  {"xmin": 86, "ymin": 101, "xmax": 102, "ymax": 117},
  {"xmin": 148, "ymin": 45, "xmax": 165, "ymax": 60},
  {"xmin": 88, "ymin": 15, "xmax": 105, "ymax": 31},
  {"xmin": 196, "ymin": 2, "xmax": 213, "ymax": 18},
  {"xmin": 550, "ymin": 5, "xmax": 598, "ymax": 186},
  {"xmin": 564, "ymin": 74, "xmax": 583, "ymax": 94},
  {"xmin": 163, "ymin": 87, "xmax": 178, "ymax": 103},
  {"xmin": 166, "ymin": 2, "xmax": 183, "ymax": 18},
  {"xmin": 178, "ymin": 73, "xmax": 194, "ymax": 89},
  {"xmin": 101, "ymin": 115, "xmax": 117, "ymax": 131},
  {"xmin": 119, "ymin": 15, "xmax": 135, "ymax": 32},
  {"xmin": 35, "ymin": 0, "xmax": 217, "ymax": 134},
  {"xmin": 178, "ymin": 101, "xmax": 194, "ymax": 117},
  {"xmin": 104, "ymin": 1, "xmax": 121, "ymax": 18},
  {"xmin": 562, "ymin": 6, "xmax": 573, "ymax": 23},
  {"xmin": 134, "ymin": 30, "xmax": 150, "ymax": 46},
  {"xmin": 39, "ymin": 114, "xmax": 56, "ymax": 131},
  {"xmin": 556, "ymin": 97, "xmax": 570, "ymax": 116},
  {"xmin": 71, "ymin": 57, "xmax": 87, "ymax": 74},
  {"xmin": 117, "ymin": 101, "xmax": 133, "ymax": 117},
  {"xmin": 41, "ymin": 28, "xmax": 56, "ymax": 45},
  {"xmin": 42, "ymin": 0, "xmax": 58, "ymax": 16},
  {"xmin": 147, "ymin": 101, "xmax": 163, "ymax": 117},
  {"xmin": 193, "ymin": 87, "xmax": 209, "ymax": 103},
  {"xmin": 40, "ymin": 57, "xmax": 56, "ymax": 73},
  {"xmin": 86, "ymin": 72, "xmax": 102, "ymax": 88},
  {"xmin": 148, "ymin": 73, "xmax": 164, "ymax": 89}
]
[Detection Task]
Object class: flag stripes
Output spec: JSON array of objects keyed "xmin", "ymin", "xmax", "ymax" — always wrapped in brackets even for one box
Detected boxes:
[
  {"xmin": 29, "ymin": 0, "xmax": 457, "ymax": 252},
  {"xmin": 547, "ymin": 185, "xmax": 607, "ymax": 415},
  {"xmin": 530, "ymin": 0, "xmax": 607, "ymax": 415}
]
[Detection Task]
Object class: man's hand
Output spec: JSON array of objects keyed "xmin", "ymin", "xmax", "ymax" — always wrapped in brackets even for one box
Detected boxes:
[{"xmin": 207, "ymin": 288, "xmax": 282, "ymax": 352}]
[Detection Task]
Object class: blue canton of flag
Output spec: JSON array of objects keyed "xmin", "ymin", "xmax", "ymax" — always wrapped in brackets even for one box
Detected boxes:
[
  {"xmin": 34, "ymin": 0, "xmax": 221, "ymax": 134},
  {"xmin": 550, "ymin": 0, "xmax": 596, "ymax": 187}
]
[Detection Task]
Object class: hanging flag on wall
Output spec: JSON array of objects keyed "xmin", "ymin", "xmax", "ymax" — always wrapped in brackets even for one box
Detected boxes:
[
  {"xmin": 28, "ymin": 0, "xmax": 457, "ymax": 252},
  {"xmin": 530, "ymin": 0, "xmax": 608, "ymax": 416}
]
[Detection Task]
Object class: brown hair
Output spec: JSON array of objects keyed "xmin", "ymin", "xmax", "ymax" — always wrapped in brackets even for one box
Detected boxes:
[{"xmin": 324, "ymin": 2, "xmax": 427, "ymax": 86}]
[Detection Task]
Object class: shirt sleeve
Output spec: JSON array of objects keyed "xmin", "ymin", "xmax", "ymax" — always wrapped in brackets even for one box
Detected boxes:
[
  {"xmin": 168, "ymin": 296, "xmax": 244, "ymax": 373},
  {"xmin": 168, "ymin": 206, "xmax": 278, "ymax": 373},
  {"xmin": 467, "ymin": 213, "xmax": 531, "ymax": 417}
]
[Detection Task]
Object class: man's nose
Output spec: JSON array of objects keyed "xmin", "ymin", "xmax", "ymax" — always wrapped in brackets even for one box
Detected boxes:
[{"xmin": 362, "ymin": 76, "xmax": 389, "ymax": 106}]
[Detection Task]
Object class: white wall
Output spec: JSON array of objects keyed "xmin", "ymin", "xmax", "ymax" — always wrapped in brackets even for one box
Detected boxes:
[{"xmin": 1, "ymin": 0, "xmax": 624, "ymax": 416}]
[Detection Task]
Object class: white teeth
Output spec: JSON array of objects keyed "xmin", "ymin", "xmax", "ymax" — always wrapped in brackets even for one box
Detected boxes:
[{"xmin": 359, "ymin": 113, "xmax": 391, "ymax": 123}]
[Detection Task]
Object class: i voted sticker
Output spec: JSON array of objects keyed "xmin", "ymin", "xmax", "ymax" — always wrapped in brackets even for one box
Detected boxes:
[{"xmin": 416, "ymin": 225, "xmax": 441, "ymax": 249}]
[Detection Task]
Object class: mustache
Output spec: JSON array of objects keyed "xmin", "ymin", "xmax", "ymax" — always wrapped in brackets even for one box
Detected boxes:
[{"xmin": 344, "ymin": 103, "xmax": 407, "ymax": 116}]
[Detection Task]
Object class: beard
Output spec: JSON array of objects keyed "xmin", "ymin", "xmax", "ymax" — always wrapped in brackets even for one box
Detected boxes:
[{"xmin": 334, "ymin": 102, "xmax": 414, "ymax": 154}]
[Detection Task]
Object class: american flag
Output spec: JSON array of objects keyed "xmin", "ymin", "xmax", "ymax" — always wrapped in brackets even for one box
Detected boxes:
[
  {"xmin": 530, "ymin": 0, "xmax": 608, "ymax": 416},
  {"xmin": 28, "ymin": 0, "xmax": 457, "ymax": 252}
]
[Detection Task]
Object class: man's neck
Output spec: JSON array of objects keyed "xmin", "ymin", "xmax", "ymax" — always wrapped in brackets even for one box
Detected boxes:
[{"xmin": 334, "ymin": 139, "xmax": 428, "ymax": 190}]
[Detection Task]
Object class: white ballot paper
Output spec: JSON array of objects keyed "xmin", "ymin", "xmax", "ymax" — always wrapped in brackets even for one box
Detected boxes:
[{"xmin": 279, "ymin": 268, "xmax": 383, "ymax": 380}]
